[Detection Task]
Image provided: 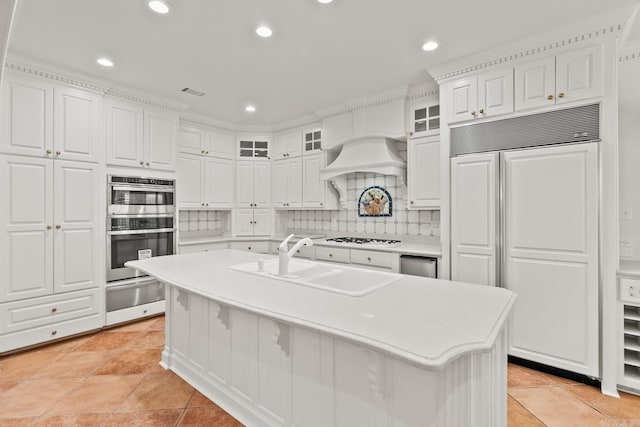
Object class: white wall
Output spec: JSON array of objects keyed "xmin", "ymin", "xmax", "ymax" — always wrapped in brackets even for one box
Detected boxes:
[{"xmin": 619, "ymin": 58, "xmax": 640, "ymax": 261}]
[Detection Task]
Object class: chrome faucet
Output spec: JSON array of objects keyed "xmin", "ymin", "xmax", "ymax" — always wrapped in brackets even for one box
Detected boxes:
[{"xmin": 278, "ymin": 234, "xmax": 313, "ymax": 276}]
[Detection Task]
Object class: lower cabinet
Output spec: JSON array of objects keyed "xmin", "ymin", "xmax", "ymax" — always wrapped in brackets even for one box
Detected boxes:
[
  {"xmin": 179, "ymin": 242, "xmax": 229, "ymax": 254},
  {"xmin": 235, "ymin": 209, "xmax": 271, "ymax": 236},
  {"xmin": 229, "ymin": 241, "xmax": 271, "ymax": 254},
  {"xmin": 620, "ymin": 277, "xmax": 640, "ymax": 393}
]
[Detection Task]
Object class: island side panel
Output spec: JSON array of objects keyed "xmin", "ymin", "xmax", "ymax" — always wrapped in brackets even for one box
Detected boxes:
[{"xmin": 162, "ymin": 283, "xmax": 508, "ymax": 427}]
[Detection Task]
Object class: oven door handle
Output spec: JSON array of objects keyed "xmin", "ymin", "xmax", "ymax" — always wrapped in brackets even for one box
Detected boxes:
[
  {"xmin": 107, "ymin": 228, "xmax": 176, "ymax": 235},
  {"xmin": 106, "ymin": 279, "xmax": 162, "ymax": 292},
  {"xmin": 110, "ymin": 185, "xmax": 175, "ymax": 193}
]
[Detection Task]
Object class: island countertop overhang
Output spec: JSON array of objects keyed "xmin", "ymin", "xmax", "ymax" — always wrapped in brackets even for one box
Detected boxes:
[{"xmin": 126, "ymin": 249, "xmax": 515, "ymax": 369}]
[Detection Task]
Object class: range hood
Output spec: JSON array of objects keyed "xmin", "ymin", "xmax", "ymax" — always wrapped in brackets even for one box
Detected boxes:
[{"xmin": 320, "ymin": 136, "xmax": 406, "ymax": 208}]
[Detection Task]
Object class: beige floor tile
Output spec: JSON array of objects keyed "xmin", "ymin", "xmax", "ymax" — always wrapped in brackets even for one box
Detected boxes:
[
  {"xmin": 0, "ymin": 417, "xmax": 36, "ymax": 426},
  {"xmin": 507, "ymin": 363, "xmax": 560, "ymax": 390},
  {"xmin": 507, "ymin": 395, "xmax": 545, "ymax": 426},
  {"xmin": 179, "ymin": 406, "xmax": 244, "ymax": 426},
  {"xmin": 188, "ymin": 390, "xmax": 216, "ymax": 408},
  {"xmin": 0, "ymin": 378, "xmax": 83, "ymax": 418},
  {"xmin": 48, "ymin": 374, "xmax": 145, "ymax": 415},
  {"xmin": 29, "ymin": 412, "xmax": 111, "ymax": 426},
  {"xmin": 94, "ymin": 349, "xmax": 162, "ymax": 375},
  {"xmin": 103, "ymin": 409, "xmax": 183, "ymax": 426},
  {"xmin": 125, "ymin": 330, "xmax": 165, "ymax": 350},
  {"xmin": 0, "ymin": 380, "xmax": 19, "ymax": 395},
  {"xmin": 147, "ymin": 316, "xmax": 166, "ymax": 331},
  {"xmin": 119, "ymin": 370, "xmax": 194, "ymax": 411},
  {"xmin": 566, "ymin": 384, "xmax": 640, "ymax": 422},
  {"xmin": 74, "ymin": 331, "xmax": 139, "ymax": 351},
  {"xmin": 30, "ymin": 351, "xmax": 113, "ymax": 379},
  {"xmin": 108, "ymin": 316, "xmax": 161, "ymax": 332},
  {"xmin": 510, "ymin": 386, "xmax": 608, "ymax": 427},
  {"xmin": 36, "ymin": 335, "xmax": 93, "ymax": 354},
  {"xmin": 0, "ymin": 349, "xmax": 64, "ymax": 380}
]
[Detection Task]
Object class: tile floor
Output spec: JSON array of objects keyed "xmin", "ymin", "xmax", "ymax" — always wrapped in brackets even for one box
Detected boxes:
[{"xmin": 1, "ymin": 315, "xmax": 639, "ymax": 426}]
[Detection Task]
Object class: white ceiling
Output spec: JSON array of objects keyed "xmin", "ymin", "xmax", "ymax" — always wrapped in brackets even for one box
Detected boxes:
[{"xmin": 7, "ymin": 0, "xmax": 638, "ymax": 126}]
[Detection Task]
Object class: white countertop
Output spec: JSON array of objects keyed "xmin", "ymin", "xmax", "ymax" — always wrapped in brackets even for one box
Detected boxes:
[{"xmin": 127, "ymin": 250, "xmax": 514, "ymax": 369}]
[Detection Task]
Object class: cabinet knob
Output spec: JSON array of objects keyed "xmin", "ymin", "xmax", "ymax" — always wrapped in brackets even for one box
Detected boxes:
[
  {"xmin": 479, "ymin": 109, "xmax": 485, "ymax": 114},
  {"xmin": 296, "ymin": 250, "xmax": 300, "ymax": 253},
  {"xmin": 51, "ymin": 307, "xmax": 57, "ymax": 313},
  {"xmin": 320, "ymin": 202, "xmax": 323, "ymax": 206},
  {"xmin": 55, "ymin": 151, "xmax": 61, "ymax": 156},
  {"xmin": 51, "ymin": 330, "xmax": 57, "ymax": 336},
  {"xmin": 248, "ymin": 246, "xmax": 252, "ymax": 250},
  {"xmin": 201, "ymin": 150, "xmax": 205, "ymax": 154},
  {"xmin": 140, "ymin": 161, "xmax": 144, "ymax": 166},
  {"xmin": 205, "ymin": 203, "xmax": 209, "ymax": 206},
  {"xmin": 329, "ymin": 253, "xmax": 333, "ymax": 257},
  {"xmin": 201, "ymin": 203, "xmax": 205, "ymax": 206},
  {"xmin": 410, "ymin": 200, "xmax": 414, "ymax": 205},
  {"xmin": 47, "ymin": 225, "xmax": 52, "ymax": 230},
  {"xmin": 46, "ymin": 149, "xmax": 52, "ymax": 155},
  {"xmin": 547, "ymin": 95, "xmax": 554, "ymax": 100},
  {"xmin": 367, "ymin": 257, "xmax": 371, "ymax": 262},
  {"xmin": 205, "ymin": 151, "xmax": 209, "ymax": 154},
  {"xmin": 145, "ymin": 162, "xmax": 150, "ymax": 166},
  {"xmin": 471, "ymin": 111, "xmax": 477, "ymax": 117},
  {"xmin": 282, "ymin": 154, "xmax": 286, "ymax": 158},
  {"xmin": 55, "ymin": 225, "xmax": 61, "ymax": 229},
  {"xmin": 558, "ymin": 92, "xmax": 565, "ymax": 99}
]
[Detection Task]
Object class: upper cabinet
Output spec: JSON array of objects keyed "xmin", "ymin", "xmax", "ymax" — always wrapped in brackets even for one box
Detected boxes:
[
  {"xmin": 177, "ymin": 153, "xmax": 234, "ymax": 209},
  {"xmin": 408, "ymin": 103, "xmax": 440, "ymax": 138},
  {"xmin": 105, "ymin": 99, "xmax": 177, "ymax": 171},
  {"xmin": 178, "ymin": 126, "xmax": 235, "ymax": 159},
  {"xmin": 1, "ymin": 74, "xmax": 101, "ymax": 162},
  {"xmin": 302, "ymin": 128, "xmax": 323, "ymax": 155},
  {"xmin": 236, "ymin": 160, "xmax": 271, "ymax": 208},
  {"xmin": 273, "ymin": 130, "xmax": 302, "ymax": 159},
  {"xmin": 449, "ymin": 68, "xmax": 514, "ymax": 124},
  {"xmin": 238, "ymin": 136, "xmax": 270, "ymax": 160},
  {"xmin": 514, "ymin": 45, "xmax": 602, "ymax": 111},
  {"xmin": 407, "ymin": 136, "xmax": 440, "ymax": 209}
]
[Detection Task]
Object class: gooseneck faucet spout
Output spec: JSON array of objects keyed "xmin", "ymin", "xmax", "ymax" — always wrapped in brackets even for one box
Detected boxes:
[{"xmin": 278, "ymin": 234, "xmax": 314, "ymax": 276}]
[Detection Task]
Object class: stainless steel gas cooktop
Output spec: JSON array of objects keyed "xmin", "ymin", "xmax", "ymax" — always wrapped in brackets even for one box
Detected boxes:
[{"xmin": 325, "ymin": 237, "xmax": 401, "ymax": 246}]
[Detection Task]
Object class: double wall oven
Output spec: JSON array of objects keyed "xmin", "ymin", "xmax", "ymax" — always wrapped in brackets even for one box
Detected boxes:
[{"xmin": 105, "ymin": 175, "xmax": 176, "ymax": 325}]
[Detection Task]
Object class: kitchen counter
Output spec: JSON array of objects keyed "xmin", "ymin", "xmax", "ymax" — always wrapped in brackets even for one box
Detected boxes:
[{"xmin": 127, "ymin": 250, "xmax": 514, "ymax": 426}]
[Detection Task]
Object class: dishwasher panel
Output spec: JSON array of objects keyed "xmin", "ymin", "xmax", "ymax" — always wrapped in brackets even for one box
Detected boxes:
[{"xmin": 400, "ymin": 255, "xmax": 437, "ymax": 278}]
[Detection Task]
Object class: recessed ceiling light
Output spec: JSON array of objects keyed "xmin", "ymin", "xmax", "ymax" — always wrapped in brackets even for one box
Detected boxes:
[
  {"xmin": 245, "ymin": 105, "xmax": 256, "ymax": 112},
  {"xmin": 422, "ymin": 41, "xmax": 439, "ymax": 51},
  {"xmin": 318, "ymin": 0, "xmax": 334, "ymax": 3},
  {"xmin": 96, "ymin": 58, "xmax": 114, "ymax": 67},
  {"xmin": 147, "ymin": 0, "xmax": 170, "ymax": 14},
  {"xmin": 256, "ymin": 26, "xmax": 273, "ymax": 38}
]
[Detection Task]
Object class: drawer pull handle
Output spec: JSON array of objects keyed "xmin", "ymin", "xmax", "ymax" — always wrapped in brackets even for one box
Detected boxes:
[
  {"xmin": 248, "ymin": 246, "xmax": 252, "ymax": 250},
  {"xmin": 547, "ymin": 94, "xmax": 554, "ymax": 100},
  {"xmin": 367, "ymin": 257, "xmax": 371, "ymax": 262},
  {"xmin": 51, "ymin": 307, "xmax": 57, "ymax": 313},
  {"xmin": 329, "ymin": 253, "xmax": 333, "ymax": 257},
  {"xmin": 51, "ymin": 330, "xmax": 57, "ymax": 336}
]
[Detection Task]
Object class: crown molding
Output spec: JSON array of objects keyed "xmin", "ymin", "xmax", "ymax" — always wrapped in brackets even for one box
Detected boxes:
[
  {"xmin": 272, "ymin": 113, "xmax": 321, "ymax": 133},
  {"xmin": 316, "ymin": 85, "xmax": 409, "ymax": 121},
  {"xmin": 429, "ymin": 21, "xmax": 625, "ymax": 83},
  {"xmin": 619, "ymin": 51, "xmax": 640, "ymax": 63},
  {"xmin": 406, "ymin": 83, "xmax": 439, "ymax": 101}
]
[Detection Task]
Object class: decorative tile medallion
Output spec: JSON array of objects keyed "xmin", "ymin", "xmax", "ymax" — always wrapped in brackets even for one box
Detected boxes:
[{"xmin": 358, "ymin": 186, "xmax": 392, "ymax": 217}]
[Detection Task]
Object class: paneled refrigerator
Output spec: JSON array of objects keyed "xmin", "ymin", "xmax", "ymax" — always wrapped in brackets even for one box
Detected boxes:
[{"xmin": 450, "ymin": 105, "xmax": 600, "ymax": 378}]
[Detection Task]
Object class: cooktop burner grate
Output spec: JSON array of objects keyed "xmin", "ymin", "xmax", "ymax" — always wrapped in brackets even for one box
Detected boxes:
[{"xmin": 325, "ymin": 237, "xmax": 401, "ymax": 245}]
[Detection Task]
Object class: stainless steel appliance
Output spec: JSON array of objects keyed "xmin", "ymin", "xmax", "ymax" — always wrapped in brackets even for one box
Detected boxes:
[
  {"xmin": 106, "ymin": 175, "xmax": 176, "ymax": 325},
  {"xmin": 400, "ymin": 255, "xmax": 437, "ymax": 278}
]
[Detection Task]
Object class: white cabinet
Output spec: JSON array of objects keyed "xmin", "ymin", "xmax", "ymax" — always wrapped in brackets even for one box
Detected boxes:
[
  {"xmin": 179, "ymin": 242, "xmax": 229, "ymax": 254},
  {"xmin": 238, "ymin": 137, "xmax": 270, "ymax": 160},
  {"xmin": 449, "ymin": 68, "xmax": 514, "ymax": 124},
  {"xmin": 179, "ymin": 127, "xmax": 235, "ymax": 160},
  {"xmin": 408, "ymin": 103, "xmax": 440, "ymax": 138},
  {"xmin": 236, "ymin": 161, "xmax": 271, "ymax": 208},
  {"xmin": 0, "ymin": 155, "xmax": 101, "ymax": 303},
  {"xmin": 514, "ymin": 45, "xmax": 602, "ymax": 111},
  {"xmin": 302, "ymin": 153, "xmax": 338, "ymax": 209},
  {"xmin": 235, "ymin": 209, "xmax": 272, "ymax": 236},
  {"xmin": 273, "ymin": 130, "xmax": 302, "ymax": 159},
  {"xmin": 228, "ymin": 240, "xmax": 271, "ymax": 254},
  {"xmin": 106, "ymin": 99, "xmax": 177, "ymax": 171},
  {"xmin": 177, "ymin": 153, "xmax": 234, "ymax": 209},
  {"xmin": 302, "ymin": 128, "xmax": 323, "ymax": 155},
  {"xmin": 273, "ymin": 158, "xmax": 303, "ymax": 209},
  {"xmin": 407, "ymin": 136, "xmax": 440, "ymax": 209},
  {"xmin": 1, "ymin": 74, "xmax": 101, "ymax": 162},
  {"xmin": 178, "ymin": 126, "xmax": 204, "ymax": 155}
]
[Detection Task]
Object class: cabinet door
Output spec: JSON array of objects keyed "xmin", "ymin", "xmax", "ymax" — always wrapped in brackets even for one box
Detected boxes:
[
  {"xmin": 514, "ymin": 57, "xmax": 556, "ymax": 111},
  {"xmin": 206, "ymin": 131, "xmax": 235, "ymax": 159},
  {"xmin": 177, "ymin": 153, "xmax": 204, "ymax": 208},
  {"xmin": 53, "ymin": 161, "xmax": 100, "ymax": 293},
  {"xmin": 449, "ymin": 77, "xmax": 478, "ymax": 123},
  {"xmin": 503, "ymin": 143, "xmax": 598, "ymax": 377},
  {"xmin": 0, "ymin": 155, "xmax": 54, "ymax": 302},
  {"xmin": 236, "ymin": 209, "xmax": 254, "ymax": 236},
  {"xmin": 272, "ymin": 160, "xmax": 289, "ymax": 207},
  {"xmin": 53, "ymin": 86, "xmax": 101, "ymax": 162},
  {"xmin": 409, "ymin": 104, "xmax": 440, "ymax": 138},
  {"xmin": 253, "ymin": 209, "xmax": 272, "ymax": 236},
  {"xmin": 144, "ymin": 109, "xmax": 177, "ymax": 171},
  {"xmin": 407, "ymin": 137, "xmax": 440, "ymax": 209},
  {"xmin": 253, "ymin": 162, "xmax": 271, "ymax": 207},
  {"xmin": 205, "ymin": 157, "xmax": 234, "ymax": 208},
  {"xmin": 287, "ymin": 157, "xmax": 303, "ymax": 208},
  {"xmin": 302, "ymin": 154, "xmax": 325, "ymax": 208},
  {"xmin": 478, "ymin": 68, "xmax": 514, "ymax": 118},
  {"xmin": 450, "ymin": 152, "xmax": 498, "ymax": 286},
  {"xmin": 178, "ymin": 127, "xmax": 204, "ymax": 155},
  {"xmin": 236, "ymin": 161, "xmax": 254, "ymax": 208},
  {"xmin": 272, "ymin": 133, "xmax": 289, "ymax": 160},
  {"xmin": 105, "ymin": 99, "xmax": 144, "ymax": 167},
  {"xmin": 1, "ymin": 75, "xmax": 53, "ymax": 157},
  {"xmin": 556, "ymin": 45, "xmax": 602, "ymax": 104}
]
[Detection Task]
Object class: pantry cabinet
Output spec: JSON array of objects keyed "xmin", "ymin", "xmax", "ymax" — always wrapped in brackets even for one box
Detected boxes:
[
  {"xmin": 1, "ymin": 74, "xmax": 101, "ymax": 162},
  {"xmin": 449, "ymin": 68, "xmax": 514, "ymax": 124},
  {"xmin": 514, "ymin": 45, "xmax": 602, "ymax": 111},
  {"xmin": 236, "ymin": 161, "xmax": 271, "ymax": 208},
  {"xmin": 177, "ymin": 153, "xmax": 234, "ymax": 209},
  {"xmin": 407, "ymin": 136, "xmax": 440, "ymax": 209},
  {"xmin": 272, "ymin": 158, "xmax": 303, "ymax": 209},
  {"xmin": 105, "ymin": 99, "xmax": 177, "ymax": 171}
]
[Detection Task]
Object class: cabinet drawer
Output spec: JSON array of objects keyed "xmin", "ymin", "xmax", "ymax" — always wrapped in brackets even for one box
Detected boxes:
[
  {"xmin": 0, "ymin": 288, "xmax": 100, "ymax": 334},
  {"xmin": 315, "ymin": 246, "xmax": 350, "ymax": 263},
  {"xmin": 350, "ymin": 249, "xmax": 396, "ymax": 270},
  {"xmin": 621, "ymin": 278, "xmax": 640, "ymax": 304},
  {"xmin": 229, "ymin": 241, "xmax": 270, "ymax": 254},
  {"xmin": 179, "ymin": 242, "xmax": 228, "ymax": 254},
  {"xmin": 293, "ymin": 245, "xmax": 315, "ymax": 259}
]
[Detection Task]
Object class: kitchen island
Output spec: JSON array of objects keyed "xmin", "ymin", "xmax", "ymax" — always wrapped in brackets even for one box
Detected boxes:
[{"xmin": 127, "ymin": 249, "xmax": 515, "ymax": 427}]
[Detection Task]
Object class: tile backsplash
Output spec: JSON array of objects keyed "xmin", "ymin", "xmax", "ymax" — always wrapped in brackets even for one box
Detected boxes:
[
  {"xmin": 179, "ymin": 210, "xmax": 230, "ymax": 232},
  {"xmin": 284, "ymin": 172, "xmax": 440, "ymax": 236}
]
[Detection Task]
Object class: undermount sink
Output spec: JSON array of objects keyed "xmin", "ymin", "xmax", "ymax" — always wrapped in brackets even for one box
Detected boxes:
[{"xmin": 229, "ymin": 258, "xmax": 402, "ymax": 296}]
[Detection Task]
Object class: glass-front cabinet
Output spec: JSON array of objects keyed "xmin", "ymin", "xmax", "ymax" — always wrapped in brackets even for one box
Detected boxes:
[{"xmin": 409, "ymin": 104, "xmax": 440, "ymax": 138}]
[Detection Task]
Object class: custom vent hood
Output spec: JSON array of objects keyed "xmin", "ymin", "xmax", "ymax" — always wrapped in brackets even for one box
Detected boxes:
[{"xmin": 320, "ymin": 136, "xmax": 406, "ymax": 208}]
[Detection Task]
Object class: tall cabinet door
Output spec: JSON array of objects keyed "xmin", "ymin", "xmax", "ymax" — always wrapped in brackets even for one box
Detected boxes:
[
  {"xmin": 450, "ymin": 152, "xmax": 498, "ymax": 286},
  {"xmin": 407, "ymin": 137, "xmax": 440, "ymax": 209},
  {"xmin": 236, "ymin": 161, "xmax": 254, "ymax": 208},
  {"xmin": 503, "ymin": 143, "xmax": 598, "ymax": 377},
  {"xmin": 53, "ymin": 161, "xmax": 100, "ymax": 293},
  {"xmin": 302, "ymin": 154, "xmax": 326, "ymax": 208},
  {"xmin": 205, "ymin": 157, "xmax": 234, "ymax": 209},
  {"xmin": 105, "ymin": 99, "xmax": 144, "ymax": 167},
  {"xmin": 287, "ymin": 158, "xmax": 303, "ymax": 208},
  {"xmin": 54, "ymin": 86, "xmax": 101, "ymax": 162},
  {"xmin": 0, "ymin": 155, "xmax": 54, "ymax": 302},
  {"xmin": 272, "ymin": 160, "xmax": 289, "ymax": 207},
  {"xmin": 177, "ymin": 153, "xmax": 204, "ymax": 208},
  {"xmin": 144, "ymin": 109, "xmax": 177, "ymax": 171},
  {"xmin": 1, "ymin": 75, "xmax": 53, "ymax": 157},
  {"xmin": 252, "ymin": 162, "xmax": 271, "ymax": 207}
]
